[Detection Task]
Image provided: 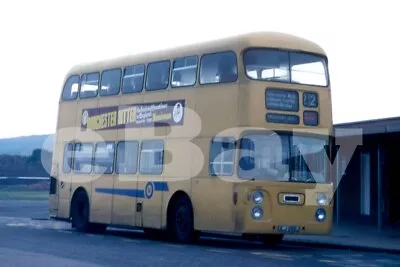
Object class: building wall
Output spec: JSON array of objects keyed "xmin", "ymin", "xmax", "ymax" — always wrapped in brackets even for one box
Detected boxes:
[{"xmin": 333, "ymin": 132, "xmax": 399, "ymax": 228}]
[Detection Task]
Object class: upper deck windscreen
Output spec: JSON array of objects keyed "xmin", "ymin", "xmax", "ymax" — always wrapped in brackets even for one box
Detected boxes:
[{"xmin": 243, "ymin": 48, "xmax": 328, "ymax": 87}]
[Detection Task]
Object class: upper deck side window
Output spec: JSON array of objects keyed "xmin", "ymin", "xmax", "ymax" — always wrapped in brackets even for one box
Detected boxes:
[
  {"xmin": 200, "ymin": 51, "xmax": 238, "ymax": 85},
  {"xmin": 100, "ymin": 68, "xmax": 121, "ymax": 96},
  {"xmin": 122, "ymin": 64, "xmax": 145, "ymax": 94},
  {"xmin": 243, "ymin": 48, "xmax": 328, "ymax": 87},
  {"xmin": 171, "ymin": 56, "xmax": 198, "ymax": 88},
  {"xmin": 145, "ymin": 60, "xmax": 170, "ymax": 91},
  {"xmin": 61, "ymin": 75, "xmax": 80, "ymax": 101},
  {"xmin": 79, "ymin": 72, "xmax": 100, "ymax": 98}
]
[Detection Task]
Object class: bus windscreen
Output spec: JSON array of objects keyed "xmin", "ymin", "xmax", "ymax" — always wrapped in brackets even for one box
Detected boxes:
[{"xmin": 243, "ymin": 48, "xmax": 328, "ymax": 87}]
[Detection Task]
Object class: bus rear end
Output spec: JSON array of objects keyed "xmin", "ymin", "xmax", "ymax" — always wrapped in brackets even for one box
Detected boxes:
[{"xmin": 235, "ymin": 45, "xmax": 333, "ymax": 243}]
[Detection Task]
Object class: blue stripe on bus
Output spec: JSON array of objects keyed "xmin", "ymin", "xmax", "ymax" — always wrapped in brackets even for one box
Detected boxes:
[
  {"xmin": 95, "ymin": 188, "xmax": 145, "ymax": 198},
  {"xmin": 153, "ymin": 181, "xmax": 169, "ymax": 191},
  {"xmin": 95, "ymin": 181, "xmax": 168, "ymax": 198}
]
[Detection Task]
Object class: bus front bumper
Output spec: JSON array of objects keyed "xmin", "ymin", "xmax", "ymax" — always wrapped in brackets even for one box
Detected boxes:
[{"xmin": 238, "ymin": 205, "xmax": 333, "ymax": 236}]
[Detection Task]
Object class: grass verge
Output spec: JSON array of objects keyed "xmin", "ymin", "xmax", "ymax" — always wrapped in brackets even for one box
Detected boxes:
[{"xmin": 0, "ymin": 190, "xmax": 49, "ymax": 200}]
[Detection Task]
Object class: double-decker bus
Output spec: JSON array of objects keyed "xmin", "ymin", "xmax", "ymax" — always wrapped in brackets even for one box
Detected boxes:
[{"xmin": 49, "ymin": 31, "xmax": 334, "ymax": 246}]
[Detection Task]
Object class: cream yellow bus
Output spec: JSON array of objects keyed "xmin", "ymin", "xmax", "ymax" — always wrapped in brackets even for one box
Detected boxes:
[{"xmin": 49, "ymin": 31, "xmax": 334, "ymax": 246}]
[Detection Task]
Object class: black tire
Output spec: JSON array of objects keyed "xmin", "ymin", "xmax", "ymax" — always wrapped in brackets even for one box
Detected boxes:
[
  {"xmin": 71, "ymin": 190, "xmax": 91, "ymax": 232},
  {"xmin": 71, "ymin": 190, "xmax": 107, "ymax": 234},
  {"xmin": 168, "ymin": 195, "xmax": 195, "ymax": 243}
]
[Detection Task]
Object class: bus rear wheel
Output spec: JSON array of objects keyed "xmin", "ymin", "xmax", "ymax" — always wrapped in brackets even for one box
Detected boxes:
[
  {"xmin": 71, "ymin": 190, "xmax": 107, "ymax": 234},
  {"xmin": 168, "ymin": 194, "xmax": 195, "ymax": 243}
]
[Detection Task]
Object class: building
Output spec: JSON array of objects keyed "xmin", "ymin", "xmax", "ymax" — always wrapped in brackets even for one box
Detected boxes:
[{"xmin": 333, "ymin": 116, "xmax": 400, "ymax": 231}]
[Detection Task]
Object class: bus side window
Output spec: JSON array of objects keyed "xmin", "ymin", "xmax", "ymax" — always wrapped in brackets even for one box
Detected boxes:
[
  {"xmin": 139, "ymin": 140, "xmax": 164, "ymax": 175},
  {"xmin": 93, "ymin": 142, "xmax": 115, "ymax": 174},
  {"xmin": 209, "ymin": 136, "xmax": 235, "ymax": 176},
  {"xmin": 145, "ymin": 61, "xmax": 170, "ymax": 91},
  {"xmin": 200, "ymin": 51, "xmax": 238, "ymax": 85},
  {"xmin": 116, "ymin": 141, "xmax": 139, "ymax": 174},
  {"xmin": 80, "ymin": 73, "xmax": 99, "ymax": 99},
  {"xmin": 171, "ymin": 56, "xmax": 198, "ymax": 88},
  {"xmin": 100, "ymin": 68, "xmax": 121, "ymax": 96},
  {"xmin": 73, "ymin": 143, "xmax": 93, "ymax": 174},
  {"xmin": 62, "ymin": 143, "xmax": 74, "ymax": 173},
  {"xmin": 61, "ymin": 75, "xmax": 79, "ymax": 101},
  {"xmin": 122, "ymin": 65, "xmax": 145, "ymax": 94}
]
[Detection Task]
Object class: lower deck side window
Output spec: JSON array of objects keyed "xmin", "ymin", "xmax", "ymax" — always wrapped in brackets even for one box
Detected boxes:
[
  {"xmin": 139, "ymin": 140, "xmax": 164, "ymax": 175},
  {"xmin": 209, "ymin": 136, "xmax": 235, "ymax": 176}
]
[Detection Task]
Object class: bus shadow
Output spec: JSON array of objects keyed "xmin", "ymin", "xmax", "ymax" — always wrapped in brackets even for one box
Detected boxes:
[{"xmin": 102, "ymin": 228, "xmax": 310, "ymax": 252}]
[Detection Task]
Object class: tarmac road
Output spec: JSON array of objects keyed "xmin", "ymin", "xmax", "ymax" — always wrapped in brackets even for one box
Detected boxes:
[{"xmin": 1, "ymin": 200, "xmax": 399, "ymax": 267}]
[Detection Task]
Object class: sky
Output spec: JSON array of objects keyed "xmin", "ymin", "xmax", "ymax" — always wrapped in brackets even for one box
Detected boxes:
[{"xmin": 0, "ymin": 0, "xmax": 398, "ymax": 139}]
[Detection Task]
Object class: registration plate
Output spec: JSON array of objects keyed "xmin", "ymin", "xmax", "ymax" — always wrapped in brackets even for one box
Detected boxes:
[{"xmin": 277, "ymin": 225, "xmax": 301, "ymax": 233}]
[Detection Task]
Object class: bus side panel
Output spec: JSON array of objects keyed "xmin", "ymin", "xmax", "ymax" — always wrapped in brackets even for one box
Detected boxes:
[
  {"xmin": 54, "ymin": 101, "xmax": 78, "ymax": 219},
  {"xmin": 113, "ymin": 91, "xmax": 144, "ymax": 227},
  {"xmin": 87, "ymin": 131, "xmax": 116, "ymax": 225},
  {"xmin": 190, "ymin": 137, "xmax": 235, "ymax": 232},
  {"xmin": 158, "ymin": 89, "xmax": 198, "ymax": 229},
  {"xmin": 160, "ymin": 138, "xmax": 195, "ymax": 229},
  {"xmin": 160, "ymin": 180, "xmax": 192, "ymax": 229},
  {"xmin": 49, "ymin": 142, "xmax": 69, "ymax": 218},
  {"xmin": 74, "ymin": 98, "xmax": 114, "ymax": 225},
  {"xmin": 90, "ymin": 174, "xmax": 113, "ymax": 224},
  {"xmin": 111, "ymin": 174, "xmax": 138, "ymax": 227},
  {"xmin": 137, "ymin": 175, "xmax": 164, "ymax": 228},
  {"xmin": 136, "ymin": 127, "xmax": 166, "ymax": 229}
]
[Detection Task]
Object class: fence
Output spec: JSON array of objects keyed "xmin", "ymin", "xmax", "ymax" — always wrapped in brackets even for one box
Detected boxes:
[{"xmin": 0, "ymin": 177, "xmax": 49, "ymax": 188}]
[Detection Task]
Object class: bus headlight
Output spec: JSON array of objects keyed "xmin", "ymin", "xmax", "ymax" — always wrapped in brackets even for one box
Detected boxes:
[
  {"xmin": 251, "ymin": 206, "xmax": 263, "ymax": 220},
  {"xmin": 316, "ymin": 193, "xmax": 327, "ymax": 205},
  {"xmin": 315, "ymin": 208, "xmax": 326, "ymax": 222},
  {"xmin": 252, "ymin": 191, "xmax": 264, "ymax": 204}
]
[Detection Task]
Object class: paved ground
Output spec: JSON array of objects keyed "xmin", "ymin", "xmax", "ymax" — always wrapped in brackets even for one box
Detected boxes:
[
  {"xmin": 0, "ymin": 200, "xmax": 47, "ymax": 218},
  {"xmin": 1, "ymin": 200, "xmax": 399, "ymax": 266}
]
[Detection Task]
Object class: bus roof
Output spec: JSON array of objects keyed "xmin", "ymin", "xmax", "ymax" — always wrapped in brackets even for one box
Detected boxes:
[{"xmin": 66, "ymin": 31, "xmax": 326, "ymax": 76}]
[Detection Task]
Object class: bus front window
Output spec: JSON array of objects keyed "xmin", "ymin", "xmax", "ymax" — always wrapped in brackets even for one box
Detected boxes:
[
  {"xmin": 243, "ymin": 48, "xmax": 329, "ymax": 87},
  {"xmin": 290, "ymin": 135, "xmax": 329, "ymax": 183},
  {"xmin": 238, "ymin": 133, "xmax": 290, "ymax": 181},
  {"xmin": 238, "ymin": 132, "xmax": 329, "ymax": 183}
]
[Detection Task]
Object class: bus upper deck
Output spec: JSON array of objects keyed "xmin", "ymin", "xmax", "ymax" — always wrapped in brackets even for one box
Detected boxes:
[{"xmin": 58, "ymin": 32, "xmax": 331, "ymax": 138}]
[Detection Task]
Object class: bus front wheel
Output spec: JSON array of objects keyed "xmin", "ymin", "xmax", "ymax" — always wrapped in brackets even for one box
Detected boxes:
[
  {"xmin": 71, "ymin": 190, "xmax": 106, "ymax": 233},
  {"xmin": 168, "ymin": 194, "xmax": 195, "ymax": 243}
]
